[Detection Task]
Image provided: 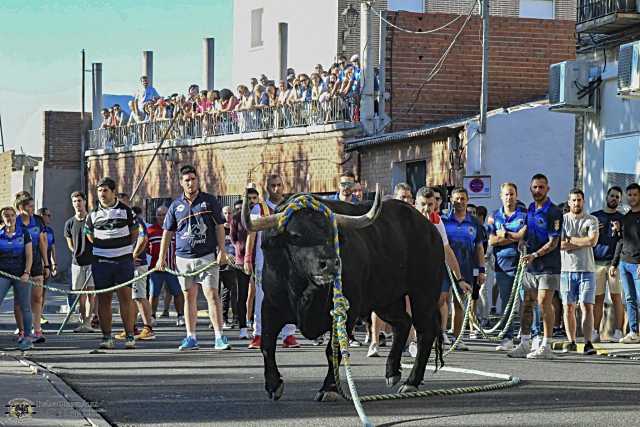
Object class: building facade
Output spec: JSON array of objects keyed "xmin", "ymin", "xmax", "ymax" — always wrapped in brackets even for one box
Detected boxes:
[{"xmin": 0, "ymin": 150, "xmax": 40, "ymax": 208}]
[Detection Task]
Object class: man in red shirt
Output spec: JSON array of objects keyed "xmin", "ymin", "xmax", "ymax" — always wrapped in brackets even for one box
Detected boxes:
[{"xmin": 148, "ymin": 205, "xmax": 185, "ymax": 325}]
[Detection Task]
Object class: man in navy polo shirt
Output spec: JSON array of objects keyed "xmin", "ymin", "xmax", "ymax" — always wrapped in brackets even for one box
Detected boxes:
[
  {"xmin": 442, "ymin": 187, "xmax": 486, "ymax": 351},
  {"xmin": 157, "ymin": 164, "xmax": 231, "ymax": 351},
  {"xmin": 518, "ymin": 173, "xmax": 563, "ymax": 360}
]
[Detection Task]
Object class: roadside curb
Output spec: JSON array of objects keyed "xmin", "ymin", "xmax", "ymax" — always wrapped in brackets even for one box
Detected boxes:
[{"xmin": 4, "ymin": 352, "xmax": 111, "ymax": 427}]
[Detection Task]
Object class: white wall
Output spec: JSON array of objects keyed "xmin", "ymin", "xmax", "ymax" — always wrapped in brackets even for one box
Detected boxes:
[
  {"xmin": 232, "ymin": 0, "xmax": 338, "ymax": 87},
  {"xmin": 583, "ymin": 61, "xmax": 640, "ymax": 212},
  {"xmin": 465, "ymin": 104, "xmax": 575, "ymax": 214}
]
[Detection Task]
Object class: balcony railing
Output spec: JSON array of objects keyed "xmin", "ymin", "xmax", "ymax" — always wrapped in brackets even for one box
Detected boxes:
[
  {"xmin": 577, "ymin": 0, "xmax": 640, "ymax": 33},
  {"xmin": 88, "ymin": 98, "xmax": 359, "ymax": 151}
]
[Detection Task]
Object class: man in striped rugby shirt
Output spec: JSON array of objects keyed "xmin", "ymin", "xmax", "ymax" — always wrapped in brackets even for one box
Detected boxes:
[{"xmin": 85, "ymin": 177, "xmax": 138, "ymax": 350}]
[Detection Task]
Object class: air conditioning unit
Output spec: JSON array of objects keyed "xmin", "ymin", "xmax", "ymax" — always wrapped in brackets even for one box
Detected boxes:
[
  {"xmin": 618, "ymin": 41, "xmax": 640, "ymax": 98},
  {"xmin": 548, "ymin": 60, "xmax": 594, "ymax": 113}
]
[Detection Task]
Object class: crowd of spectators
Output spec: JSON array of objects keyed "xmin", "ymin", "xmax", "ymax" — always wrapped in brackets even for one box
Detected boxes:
[{"xmin": 96, "ymin": 55, "xmax": 370, "ymax": 145}]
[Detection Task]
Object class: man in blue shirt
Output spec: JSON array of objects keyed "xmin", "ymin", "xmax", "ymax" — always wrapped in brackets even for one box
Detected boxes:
[
  {"xmin": 442, "ymin": 187, "xmax": 486, "ymax": 351},
  {"xmin": 136, "ymin": 75, "xmax": 160, "ymax": 111},
  {"xmin": 487, "ymin": 182, "xmax": 527, "ymax": 352},
  {"xmin": 590, "ymin": 186, "xmax": 625, "ymax": 343},
  {"xmin": 157, "ymin": 165, "xmax": 231, "ymax": 351},
  {"xmin": 327, "ymin": 171, "xmax": 360, "ymax": 203},
  {"xmin": 517, "ymin": 173, "xmax": 563, "ymax": 360}
]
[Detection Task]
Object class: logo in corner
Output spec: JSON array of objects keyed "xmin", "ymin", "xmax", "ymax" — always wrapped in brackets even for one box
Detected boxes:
[{"xmin": 6, "ymin": 398, "xmax": 36, "ymax": 419}]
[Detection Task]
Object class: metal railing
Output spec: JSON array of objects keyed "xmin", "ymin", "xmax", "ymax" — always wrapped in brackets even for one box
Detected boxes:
[
  {"xmin": 577, "ymin": 0, "xmax": 638, "ymax": 24},
  {"xmin": 88, "ymin": 97, "xmax": 359, "ymax": 150}
]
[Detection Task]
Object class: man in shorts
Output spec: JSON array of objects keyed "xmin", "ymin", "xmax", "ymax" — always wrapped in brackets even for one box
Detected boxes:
[
  {"xmin": 560, "ymin": 189, "xmax": 599, "ymax": 355},
  {"xmin": 518, "ymin": 174, "xmax": 563, "ymax": 359},
  {"xmin": 85, "ymin": 178, "xmax": 137, "ymax": 349},
  {"xmin": 64, "ymin": 191, "xmax": 96, "ymax": 333},
  {"xmin": 442, "ymin": 187, "xmax": 486, "ymax": 351},
  {"xmin": 157, "ymin": 165, "xmax": 231, "ymax": 351},
  {"xmin": 591, "ymin": 186, "xmax": 625, "ymax": 342},
  {"xmin": 147, "ymin": 205, "xmax": 184, "ymax": 326}
]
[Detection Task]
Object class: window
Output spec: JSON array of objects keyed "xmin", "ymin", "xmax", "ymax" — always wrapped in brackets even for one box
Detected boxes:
[
  {"xmin": 388, "ymin": 0, "xmax": 425, "ymax": 13},
  {"xmin": 604, "ymin": 134, "xmax": 640, "ymax": 196},
  {"xmin": 519, "ymin": 0, "xmax": 554, "ymax": 19},
  {"xmin": 406, "ymin": 160, "xmax": 427, "ymax": 196},
  {"xmin": 251, "ymin": 8, "xmax": 263, "ymax": 48}
]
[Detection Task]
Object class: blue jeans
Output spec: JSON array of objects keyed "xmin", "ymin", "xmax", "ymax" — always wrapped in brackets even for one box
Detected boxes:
[
  {"xmin": 495, "ymin": 272, "xmax": 515, "ymax": 339},
  {"xmin": 620, "ymin": 261, "xmax": 640, "ymax": 333},
  {"xmin": 0, "ymin": 276, "xmax": 32, "ymax": 337}
]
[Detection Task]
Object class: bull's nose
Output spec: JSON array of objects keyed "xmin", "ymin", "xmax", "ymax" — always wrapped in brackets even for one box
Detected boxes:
[{"xmin": 319, "ymin": 258, "xmax": 340, "ymax": 274}]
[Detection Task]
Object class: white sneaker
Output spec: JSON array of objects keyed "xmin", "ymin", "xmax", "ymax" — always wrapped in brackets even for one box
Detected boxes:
[
  {"xmin": 408, "ymin": 341, "xmax": 418, "ymax": 358},
  {"xmin": 611, "ymin": 329, "xmax": 623, "ymax": 343},
  {"xmin": 239, "ymin": 328, "xmax": 249, "ymax": 339},
  {"xmin": 591, "ymin": 331, "xmax": 601, "ymax": 343},
  {"xmin": 619, "ymin": 332, "xmax": 640, "ymax": 344},
  {"xmin": 442, "ymin": 333, "xmax": 451, "ymax": 345},
  {"xmin": 507, "ymin": 341, "xmax": 531, "ymax": 358},
  {"xmin": 469, "ymin": 332, "xmax": 479, "ymax": 340},
  {"xmin": 367, "ymin": 343, "xmax": 380, "ymax": 357},
  {"xmin": 74, "ymin": 324, "xmax": 94, "ymax": 333},
  {"xmin": 455, "ymin": 340, "xmax": 469, "ymax": 351},
  {"xmin": 531, "ymin": 336, "xmax": 541, "ymax": 351},
  {"xmin": 176, "ymin": 315, "xmax": 185, "ymax": 327},
  {"xmin": 364, "ymin": 334, "xmax": 370, "ymax": 344},
  {"xmin": 495, "ymin": 338, "xmax": 514, "ymax": 352},
  {"xmin": 526, "ymin": 345, "xmax": 556, "ymax": 359}
]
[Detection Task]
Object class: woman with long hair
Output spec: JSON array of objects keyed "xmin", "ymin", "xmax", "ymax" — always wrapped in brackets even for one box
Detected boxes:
[
  {"xmin": 0, "ymin": 206, "xmax": 34, "ymax": 350},
  {"xmin": 13, "ymin": 192, "xmax": 49, "ymax": 344}
]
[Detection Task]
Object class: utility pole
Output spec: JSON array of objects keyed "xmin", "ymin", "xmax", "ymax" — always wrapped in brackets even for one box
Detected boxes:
[
  {"xmin": 477, "ymin": 0, "xmax": 489, "ymax": 173},
  {"xmin": 80, "ymin": 49, "xmax": 86, "ymax": 193},
  {"xmin": 0, "ymin": 112, "xmax": 5, "ymax": 153}
]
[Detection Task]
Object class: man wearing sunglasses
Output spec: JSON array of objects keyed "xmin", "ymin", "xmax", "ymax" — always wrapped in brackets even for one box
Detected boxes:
[{"xmin": 329, "ymin": 171, "xmax": 359, "ymax": 203}]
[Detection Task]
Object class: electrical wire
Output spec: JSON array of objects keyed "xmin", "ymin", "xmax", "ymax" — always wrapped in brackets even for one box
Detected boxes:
[
  {"xmin": 369, "ymin": 1, "xmax": 475, "ymax": 35},
  {"xmin": 406, "ymin": 0, "xmax": 478, "ymax": 114}
]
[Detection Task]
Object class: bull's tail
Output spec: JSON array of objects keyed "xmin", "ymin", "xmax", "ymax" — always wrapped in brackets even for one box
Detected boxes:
[{"xmin": 433, "ymin": 309, "xmax": 445, "ymax": 372}]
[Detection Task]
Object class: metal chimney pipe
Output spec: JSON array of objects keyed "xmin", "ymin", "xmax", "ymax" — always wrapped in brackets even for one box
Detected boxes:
[
  {"xmin": 142, "ymin": 51, "xmax": 153, "ymax": 85},
  {"xmin": 91, "ymin": 62, "xmax": 102, "ymax": 130},
  {"xmin": 203, "ymin": 38, "xmax": 215, "ymax": 90},
  {"xmin": 277, "ymin": 23, "xmax": 288, "ymax": 81}
]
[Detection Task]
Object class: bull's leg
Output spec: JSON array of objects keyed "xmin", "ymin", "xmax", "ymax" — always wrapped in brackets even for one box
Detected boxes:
[
  {"xmin": 315, "ymin": 339, "xmax": 341, "ymax": 402},
  {"xmin": 377, "ymin": 301, "xmax": 412, "ymax": 388},
  {"xmin": 400, "ymin": 305, "xmax": 440, "ymax": 393},
  {"xmin": 261, "ymin": 302, "xmax": 287, "ymax": 401}
]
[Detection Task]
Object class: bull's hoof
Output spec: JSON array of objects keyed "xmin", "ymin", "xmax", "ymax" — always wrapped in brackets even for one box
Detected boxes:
[
  {"xmin": 386, "ymin": 374, "xmax": 402, "ymax": 388},
  {"xmin": 315, "ymin": 390, "xmax": 340, "ymax": 402},
  {"xmin": 398, "ymin": 384, "xmax": 419, "ymax": 394},
  {"xmin": 266, "ymin": 382, "xmax": 285, "ymax": 401}
]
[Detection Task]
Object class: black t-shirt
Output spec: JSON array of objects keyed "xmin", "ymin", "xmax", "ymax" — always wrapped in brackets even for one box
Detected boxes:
[
  {"xmin": 64, "ymin": 215, "xmax": 95, "ymax": 266},
  {"xmin": 613, "ymin": 211, "xmax": 640, "ymax": 266}
]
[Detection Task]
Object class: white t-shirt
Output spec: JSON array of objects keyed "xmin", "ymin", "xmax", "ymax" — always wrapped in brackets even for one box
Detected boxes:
[
  {"xmin": 434, "ymin": 220, "xmax": 449, "ymax": 245},
  {"xmin": 250, "ymin": 199, "xmax": 278, "ymax": 270}
]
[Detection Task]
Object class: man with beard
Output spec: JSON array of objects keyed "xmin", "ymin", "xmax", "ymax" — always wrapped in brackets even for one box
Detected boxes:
[
  {"xmin": 591, "ymin": 186, "xmax": 625, "ymax": 343},
  {"xmin": 518, "ymin": 174, "xmax": 563, "ymax": 359},
  {"xmin": 560, "ymin": 189, "xmax": 599, "ymax": 355},
  {"xmin": 610, "ymin": 183, "xmax": 640, "ymax": 344},
  {"xmin": 245, "ymin": 174, "xmax": 300, "ymax": 349}
]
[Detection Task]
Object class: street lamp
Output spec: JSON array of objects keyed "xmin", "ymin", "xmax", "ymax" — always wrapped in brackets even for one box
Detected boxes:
[{"xmin": 341, "ymin": 3, "xmax": 359, "ymax": 52}]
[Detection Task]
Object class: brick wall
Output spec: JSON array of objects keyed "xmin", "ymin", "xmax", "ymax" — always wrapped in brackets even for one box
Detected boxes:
[
  {"xmin": 85, "ymin": 128, "xmax": 360, "ymax": 207},
  {"xmin": 386, "ymin": 12, "xmax": 576, "ymax": 130},
  {"xmin": 0, "ymin": 151, "xmax": 13, "ymax": 207},
  {"xmin": 357, "ymin": 133, "xmax": 455, "ymax": 194},
  {"xmin": 42, "ymin": 111, "xmax": 89, "ymax": 169}
]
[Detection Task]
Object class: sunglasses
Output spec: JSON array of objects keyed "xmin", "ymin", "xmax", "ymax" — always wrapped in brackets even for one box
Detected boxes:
[{"xmin": 339, "ymin": 181, "xmax": 355, "ymax": 189}]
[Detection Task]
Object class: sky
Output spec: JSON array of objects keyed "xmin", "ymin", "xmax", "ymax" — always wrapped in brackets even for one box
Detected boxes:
[{"xmin": 0, "ymin": 0, "xmax": 233, "ymax": 155}]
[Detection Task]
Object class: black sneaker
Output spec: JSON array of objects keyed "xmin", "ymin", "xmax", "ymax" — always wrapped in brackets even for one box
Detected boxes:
[
  {"xmin": 583, "ymin": 341, "xmax": 596, "ymax": 355},
  {"xmin": 562, "ymin": 341, "xmax": 577, "ymax": 353}
]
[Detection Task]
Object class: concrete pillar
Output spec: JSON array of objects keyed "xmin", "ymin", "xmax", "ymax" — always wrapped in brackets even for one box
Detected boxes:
[
  {"xmin": 142, "ymin": 51, "xmax": 153, "ymax": 85},
  {"xmin": 360, "ymin": 2, "xmax": 375, "ymax": 135},
  {"xmin": 91, "ymin": 63, "xmax": 102, "ymax": 130},
  {"xmin": 277, "ymin": 23, "xmax": 288, "ymax": 81},
  {"xmin": 203, "ymin": 38, "xmax": 215, "ymax": 90}
]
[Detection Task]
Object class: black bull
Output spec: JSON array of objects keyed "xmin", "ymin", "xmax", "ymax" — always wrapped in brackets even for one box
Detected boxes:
[{"xmin": 243, "ymin": 193, "xmax": 445, "ymax": 401}]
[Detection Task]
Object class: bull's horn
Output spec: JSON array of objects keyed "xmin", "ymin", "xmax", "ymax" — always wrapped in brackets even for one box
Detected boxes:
[
  {"xmin": 241, "ymin": 191, "xmax": 283, "ymax": 232},
  {"xmin": 335, "ymin": 184, "xmax": 382, "ymax": 229}
]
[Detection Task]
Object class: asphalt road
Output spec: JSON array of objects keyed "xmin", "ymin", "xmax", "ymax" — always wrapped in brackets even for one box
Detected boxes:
[{"xmin": 3, "ymin": 312, "xmax": 640, "ymax": 427}]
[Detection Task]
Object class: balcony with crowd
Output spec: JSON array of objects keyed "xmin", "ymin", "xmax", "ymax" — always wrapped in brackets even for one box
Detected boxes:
[{"xmin": 89, "ymin": 55, "xmax": 377, "ymax": 150}]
